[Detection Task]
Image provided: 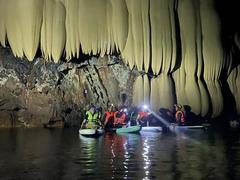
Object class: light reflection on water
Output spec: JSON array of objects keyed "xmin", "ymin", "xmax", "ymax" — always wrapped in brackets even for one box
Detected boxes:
[{"xmin": 0, "ymin": 128, "xmax": 240, "ymax": 179}]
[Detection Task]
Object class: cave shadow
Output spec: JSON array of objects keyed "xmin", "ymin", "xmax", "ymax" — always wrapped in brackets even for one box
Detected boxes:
[
  {"xmin": 183, "ymin": 105, "xmax": 205, "ymax": 126},
  {"xmin": 154, "ymin": 106, "xmax": 205, "ymax": 127},
  {"xmin": 158, "ymin": 108, "xmax": 175, "ymax": 124}
]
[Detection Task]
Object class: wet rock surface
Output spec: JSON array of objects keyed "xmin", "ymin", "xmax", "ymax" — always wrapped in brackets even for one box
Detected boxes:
[{"xmin": 0, "ymin": 47, "xmax": 133, "ymax": 128}]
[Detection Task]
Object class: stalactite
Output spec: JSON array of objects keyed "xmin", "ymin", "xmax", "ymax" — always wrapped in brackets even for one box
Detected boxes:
[
  {"xmin": 132, "ymin": 75, "xmax": 144, "ymax": 106},
  {"xmin": 0, "ymin": 0, "xmax": 6, "ymax": 47},
  {"xmin": 41, "ymin": 0, "xmax": 66, "ymax": 62},
  {"xmin": 228, "ymin": 66, "xmax": 240, "ymax": 114},
  {"xmin": 150, "ymin": 0, "xmax": 176, "ymax": 75},
  {"xmin": 122, "ymin": 0, "xmax": 150, "ymax": 71},
  {"xmin": 173, "ymin": 69, "xmax": 209, "ymax": 116},
  {"xmin": 198, "ymin": 79, "xmax": 210, "ymax": 116},
  {"xmin": 77, "ymin": 0, "xmax": 112, "ymax": 58},
  {"xmin": 122, "ymin": 0, "xmax": 140, "ymax": 70},
  {"xmin": 205, "ymin": 80, "xmax": 224, "ymax": 118},
  {"xmin": 109, "ymin": 0, "xmax": 128, "ymax": 53},
  {"xmin": 150, "ymin": 77, "xmax": 160, "ymax": 112},
  {"xmin": 143, "ymin": 75, "xmax": 150, "ymax": 105},
  {"xmin": 64, "ymin": 0, "xmax": 79, "ymax": 60},
  {"xmin": 6, "ymin": 0, "xmax": 43, "ymax": 60},
  {"xmin": 0, "ymin": 0, "xmax": 238, "ymax": 118},
  {"xmin": 185, "ymin": 77, "xmax": 202, "ymax": 115},
  {"xmin": 200, "ymin": 0, "xmax": 224, "ymax": 80},
  {"xmin": 150, "ymin": 75, "xmax": 175, "ymax": 112},
  {"xmin": 178, "ymin": 0, "xmax": 202, "ymax": 77},
  {"xmin": 173, "ymin": 69, "xmax": 187, "ymax": 107},
  {"xmin": 142, "ymin": 0, "xmax": 150, "ymax": 72}
]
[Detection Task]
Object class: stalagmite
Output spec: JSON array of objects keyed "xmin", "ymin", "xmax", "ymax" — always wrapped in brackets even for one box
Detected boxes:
[
  {"xmin": 150, "ymin": 0, "xmax": 176, "ymax": 74},
  {"xmin": 0, "ymin": 0, "xmax": 6, "ymax": 47},
  {"xmin": 132, "ymin": 75, "xmax": 144, "ymax": 106},
  {"xmin": 6, "ymin": 0, "xmax": 43, "ymax": 60},
  {"xmin": 41, "ymin": 0, "xmax": 66, "ymax": 62},
  {"xmin": 200, "ymin": 0, "xmax": 224, "ymax": 80}
]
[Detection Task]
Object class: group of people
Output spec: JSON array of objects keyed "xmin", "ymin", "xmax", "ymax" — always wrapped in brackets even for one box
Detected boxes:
[
  {"xmin": 80, "ymin": 103, "xmax": 187, "ymax": 129},
  {"xmin": 81, "ymin": 104, "xmax": 150, "ymax": 129}
]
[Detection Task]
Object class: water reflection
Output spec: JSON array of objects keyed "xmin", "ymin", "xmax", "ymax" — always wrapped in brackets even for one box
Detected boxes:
[
  {"xmin": 0, "ymin": 129, "xmax": 240, "ymax": 179},
  {"xmin": 142, "ymin": 138, "xmax": 150, "ymax": 180}
]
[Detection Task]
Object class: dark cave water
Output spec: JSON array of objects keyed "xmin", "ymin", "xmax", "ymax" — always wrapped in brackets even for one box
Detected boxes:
[{"xmin": 0, "ymin": 128, "xmax": 240, "ymax": 179}]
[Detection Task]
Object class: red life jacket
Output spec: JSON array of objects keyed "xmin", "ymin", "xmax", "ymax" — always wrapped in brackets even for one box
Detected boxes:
[
  {"xmin": 175, "ymin": 110, "xmax": 185, "ymax": 123},
  {"xmin": 114, "ymin": 111, "xmax": 126, "ymax": 125},
  {"xmin": 138, "ymin": 111, "xmax": 149, "ymax": 119},
  {"xmin": 105, "ymin": 111, "xmax": 114, "ymax": 123}
]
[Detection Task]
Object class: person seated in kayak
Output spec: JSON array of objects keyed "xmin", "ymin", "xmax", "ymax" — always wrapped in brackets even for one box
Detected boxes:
[
  {"xmin": 81, "ymin": 105, "xmax": 102, "ymax": 129},
  {"xmin": 137, "ymin": 106, "xmax": 151, "ymax": 126},
  {"xmin": 96, "ymin": 106, "xmax": 103, "ymax": 123},
  {"xmin": 174, "ymin": 104, "xmax": 186, "ymax": 126},
  {"xmin": 129, "ymin": 107, "xmax": 139, "ymax": 126},
  {"xmin": 103, "ymin": 104, "xmax": 116, "ymax": 128},
  {"xmin": 113, "ymin": 107, "xmax": 127, "ymax": 128}
]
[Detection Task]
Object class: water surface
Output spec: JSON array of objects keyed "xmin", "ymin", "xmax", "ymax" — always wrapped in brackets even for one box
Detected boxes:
[{"xmin": 0, "ymin": 128, "xmax": 240, "ymax": 179}]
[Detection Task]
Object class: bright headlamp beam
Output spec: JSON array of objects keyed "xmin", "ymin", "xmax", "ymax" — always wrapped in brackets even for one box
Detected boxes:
[{"xmin": 143, "ymin": 105, "xmax": 148, "ymax": 109}]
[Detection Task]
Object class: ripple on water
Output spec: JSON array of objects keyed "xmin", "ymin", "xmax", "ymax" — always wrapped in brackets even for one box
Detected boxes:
[{"xmin": 0, "ymin": 129, "xmax": 240, "ymax": 179}]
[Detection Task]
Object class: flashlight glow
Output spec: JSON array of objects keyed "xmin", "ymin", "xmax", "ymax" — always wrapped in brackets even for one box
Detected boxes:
[{"xmin": 143, "ymin": 105, "xmax": 148, "ymax": 109}]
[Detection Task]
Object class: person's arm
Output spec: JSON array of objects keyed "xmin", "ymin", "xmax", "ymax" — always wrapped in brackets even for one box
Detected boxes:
[{"xmin": 80, "ymin": 119, "xmax": 86, "ymax": 129}]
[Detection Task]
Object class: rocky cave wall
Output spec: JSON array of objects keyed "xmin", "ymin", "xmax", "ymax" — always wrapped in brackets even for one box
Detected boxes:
[{"xmin": 0, "ymin": 47, "xmax": 134, "ymax": 127}]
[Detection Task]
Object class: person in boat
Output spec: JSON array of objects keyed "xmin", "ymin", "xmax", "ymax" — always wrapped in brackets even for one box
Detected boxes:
[
  {"xmin": 113, "ymin": 107, "xmax": 127, "ymax": 128},
  {"xmin": 81, "ymin": 105, "xmax": 102, "ymax": 129},
  {"xmin": 174, "ymin": 104, "xmax": 186, "ymax": 126},
  {"xmin": 103, "ymin": 104, "xmax": 116, "ymax": 129},
  {"xmin": 96, "ymin": 106, "xmax": 103, "ymax": 122},
  {"xmin": 137, "ymin": 106, "xmax": 151, "ymax": 126},
  {"xmin": 128, "ymin": 106, "xmax": 151, "ymax": 126},
  {"xmin": 129, "ymin": 107, "xmax": 139, "ymax": 126}
]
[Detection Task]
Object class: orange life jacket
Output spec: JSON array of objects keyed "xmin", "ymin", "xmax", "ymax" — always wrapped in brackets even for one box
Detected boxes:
[
  {"xmin": 114, "ymin": 111, "xmax": 126, "ymax": 125},
  {"xmin": 175, "ymin": 110, "xmax": 185, "ymax": 123}
]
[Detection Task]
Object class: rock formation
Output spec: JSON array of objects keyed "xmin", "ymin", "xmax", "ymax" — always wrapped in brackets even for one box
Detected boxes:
[{"xmin": 0, "ymin": 0, "xmax": 240, "ymax": 127}]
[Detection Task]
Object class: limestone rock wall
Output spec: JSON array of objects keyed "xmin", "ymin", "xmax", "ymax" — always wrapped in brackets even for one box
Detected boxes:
[{"xmin": 0, "ymin": 47, "xmax": 133, "ymax": 127}]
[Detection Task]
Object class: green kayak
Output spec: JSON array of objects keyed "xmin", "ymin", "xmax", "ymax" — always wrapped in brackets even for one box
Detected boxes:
[{"xmin": 116, "ymin": 125, "xmax": 142, "ymax": 134}]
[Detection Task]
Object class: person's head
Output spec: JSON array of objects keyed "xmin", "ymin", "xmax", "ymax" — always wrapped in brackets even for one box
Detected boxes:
[
  {"xmin": 89, "ymin": 105, "xmax": 96, "ymax": 113},
  {"xmin": 174, "ymin": 104, "xmax": 182, "ymax": 110},
  {"xmin": 97, "ymin": 107, "xmax": 102, "ymax": 113},
  {"xmin": 108, "ymin": 104, "xmax": 115, "ymax": 111}
]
